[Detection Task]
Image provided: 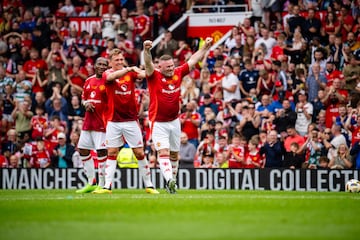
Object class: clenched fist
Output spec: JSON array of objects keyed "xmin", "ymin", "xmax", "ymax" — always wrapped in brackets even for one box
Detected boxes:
[{"xmin": 143, "ymin": 40, "xmax": 152, "ymax": 50}]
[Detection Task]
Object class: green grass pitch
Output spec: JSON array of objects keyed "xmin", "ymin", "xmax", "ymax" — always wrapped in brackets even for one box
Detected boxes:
[{"xmin": 0, "ymin": 189, "xmax": 359, "ymax": 240}]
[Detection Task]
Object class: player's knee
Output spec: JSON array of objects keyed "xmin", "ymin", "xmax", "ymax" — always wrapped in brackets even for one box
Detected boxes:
[
  {"xmin": 79, "ymin": 148, "xmax": 90, "ymax": 156},
  {"xmin": 107, "ymin": 148, "xmax": 118, "ymax": 157},
  {"xmin": 170, "ymin": 151, "xmax": 178, "ymax": 160},
  {"xmin": 133, "ymin": 148, "xmax": 145, "ymax": 160},
  {"xmin": 97, "ymin": 149, "xmax": 107, "ymax": 157}
]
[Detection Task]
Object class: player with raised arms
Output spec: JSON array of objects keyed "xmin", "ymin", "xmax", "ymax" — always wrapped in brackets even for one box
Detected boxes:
[{"xmin": 143, "ymin": 37, "xmax": 213, "ymax": 193}]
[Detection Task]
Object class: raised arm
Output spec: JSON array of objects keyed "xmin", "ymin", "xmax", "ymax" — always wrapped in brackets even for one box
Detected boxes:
[
  {"xmin": 143, "ymin": 40, "xmax": 155, "ymax": 77},
  {"xmin": 106, "ymin": 66, "xmax": 141, "ymax": 82},
  {"xmin": 187, "ymin": 37, "xmax": 213, "ymax": 69}
]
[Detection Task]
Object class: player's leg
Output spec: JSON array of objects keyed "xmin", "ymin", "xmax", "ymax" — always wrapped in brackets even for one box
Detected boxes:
[
  {"xmin": 96, "ymin": 149, "xmax": 107, "ymax": 188},
  {"xmin": 76, "ymin": 131, "xmax": 97, "ymax": 193},
  {"xmin": 152, "ymin": 122, "xmax": 173, "ymax": 184},
  {"xmin": 169, "ymin": 118, "xmax": 181, "ymax": 182},
  {"xmin": 124, "ymin": 121, "xmax": 159, "ymax": 194},
  {"xmin": 93, "ymin": 121, "xmax": 123, "ymax": 193},
  {"xmin": 93, "ymin": 131, "xmax": 107, "ymax": 188}
]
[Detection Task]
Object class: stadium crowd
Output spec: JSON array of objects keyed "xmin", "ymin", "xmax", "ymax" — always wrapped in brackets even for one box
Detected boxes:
[{"xmin": 0, "ymin": 0, "xmax": 360, "ymax": 171}]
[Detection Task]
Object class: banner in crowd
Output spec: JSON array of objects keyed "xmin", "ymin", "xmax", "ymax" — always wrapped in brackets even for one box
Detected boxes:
[
  {"xmin": 1, "ymin": 168, "xmax": 359, "ymax": 191},
  {"xmin": 187, "ymin": 12, "xmax": 253, "ymax": 42},
  {"xmin": 69, "ymin": 17, "xmax": 102, "ymax": 36}
]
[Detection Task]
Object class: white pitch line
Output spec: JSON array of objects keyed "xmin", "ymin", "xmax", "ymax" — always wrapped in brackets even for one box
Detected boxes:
[{"xmin": 0, "ymin": 194, "xmax": 359, "ymax": 201}]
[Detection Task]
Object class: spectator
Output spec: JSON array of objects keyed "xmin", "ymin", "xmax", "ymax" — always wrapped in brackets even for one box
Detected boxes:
[
  {"xmin": 273, "ymin": 100, "xmax": 297, "ymax": 134},
  {"xmin": 295, "ymin": 90, "xmax": 313, "ymax": 136},
  {"xmin": 284, "ymin": 125, "xmax": 305, "ymax": 153},
  {"xmin": 180, "ymin": 101, "xmax": 201, "ymax": 149},
  {"xmin": 13, "ymin": 70, "xmax": 32, "ymax": 103},
  {"xmin": 29, "ymin": 137, "xmax": 51, "ymax": 168},
  {"xmin": 181, "ymin": 75, "xmax": 199, "ymax": 106},
  {"xmin": 67, "ymin": 94, "xmax": 84, "ymax": 128},
  {"xmin": 299, "ymin": 127, "xmax": 323, "ymax": 169},
  {"xmin": 343, "ymin": 54, "xmax": 360, "ymax": 92},
  {"xmin": 244, "ymin": 136, "xmax": 263, "ymax": 168},
  {"xmin": 47, "ymin": 56, "xmax": 66, "ymax": 89},
  {"xmin": 254, "ymin": 28, "xmax": 277, "ymax": 59},
  {"xmin": 11, "ymin": 100, "xmax": 33, "ymax": 143},
  {"xmin": 238, "ymin": 103, "xmax": 261, "ymax": 141},
  {"xmin": 283, "ymin": 142, "xmax": 303, "ymax": 169},
  {"xmin": 1, "ymin": 84, "xmax": 15, "ymax": 133},
  {"xmin": 197, "ymin": 131, "xmax": 216, "ymax": 166},
  {"xmin": 198, "ymin": 93, "xmax": 218, "ymax": 120},
  {"xmin": 30, "ymin": 105, "xmax": 48, "ymax": 139},
  {"xmin": 286, "ymin": 5, "xmax": 306, "ymax": 38},
  {"xmin": 329, "ymin": 143, "xmax": 353, "ymax": 169},
  {"xmin": 58, "ymin": 0, "xmax": 77, "ymax": 17},
  {"xmin": 133, "ymin": 3, "xmax": 151, "ymax": 50},
  {"xmin": 155, "ymin": 30, "xmax": 178, "ymax": 58},
  {"xmin": 51, "ymin": 132, "xmax": 74, "ymax": 168},
  {"xmin": 226, "ymin": 134, "xmax": 246, "ymax": 168},
  {"xmin": 239, "ymin": 59, "xmax": 259, "ymax": 97},
  {"xmin": 45, "ymin": 84, "xmax": 69, "ymax": 126},
  {"xmin": 322, "ymin": 78, "xmax": 348, "ymax": 128},
  {"xmin": 303, "ymin": 8, "xmax": 322, "ymax": 41},
  {"xmin": 179, "ymin": 132, "xmax": 197, "ymax": 168},
  {"xmin": 101, "ymin": 3, "xmax": 120, "ymax": 40},
  {"xmin": 1, "ymin": 128, "xmax": 19, "ymax": 160},
  {"xmin": 220, "ymin": 63, "xmax": 241, "ymax": 103},
  {"xmin": 260, "ymin": 130, "xmax": 285, "ymax": 167},
  {"xmin": 306, "ymin": 62, "xmax": 327, "ymax": 102},
  {"xmin": 22, "ymin": 48, "xmax": 48, "ymax": 94},
  {"xmin": 324, "ymin": 124, "xmax": 348, "ymax": 160},
  {"xmin": 223, "ymin": 26, "xmax": 239, "ymax": 54}
]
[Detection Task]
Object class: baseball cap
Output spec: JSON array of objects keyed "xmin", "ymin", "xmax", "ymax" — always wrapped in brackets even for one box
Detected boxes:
[{"xmin": 57, "ymin": 132, "xmax": 66, "ymax": 139}]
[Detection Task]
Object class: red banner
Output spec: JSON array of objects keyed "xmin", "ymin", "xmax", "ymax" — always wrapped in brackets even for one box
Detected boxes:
[{"xmin": 69, "ymin": 17, "xmax": 102, "ymax": 36}]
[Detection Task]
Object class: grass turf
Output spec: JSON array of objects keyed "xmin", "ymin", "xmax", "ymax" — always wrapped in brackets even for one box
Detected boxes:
[{"xmin": 0, "ymin": 189, "xmax": 359, "ymax": 240}]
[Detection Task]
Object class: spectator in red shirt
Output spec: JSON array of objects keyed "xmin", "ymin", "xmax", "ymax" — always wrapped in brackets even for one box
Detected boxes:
[
  {"xmin": 180, "ymin": 101, "xmax": 201, "ymax": 149},
  {"xmin": 22, "ymin": 48, "xmax": 48, "ymax": 94},
  {"xmin": 29, "ymin": 137, "xmax": 51, "ymax": 168}
]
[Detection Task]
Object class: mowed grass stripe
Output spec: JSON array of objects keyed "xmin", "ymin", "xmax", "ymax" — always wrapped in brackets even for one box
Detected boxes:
[{"xmin": 0, "ymin": 190, "xmax": 359, "ymax": 240}]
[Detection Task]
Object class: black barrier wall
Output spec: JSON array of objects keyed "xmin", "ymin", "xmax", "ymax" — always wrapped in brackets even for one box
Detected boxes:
[{"xmin": 1, "ymin": 168, "xmax": 359, "ymax": 191}]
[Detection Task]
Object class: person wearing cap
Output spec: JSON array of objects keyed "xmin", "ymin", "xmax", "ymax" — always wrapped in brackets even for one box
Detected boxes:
[
  {"xmin": 295, "ymin": 90, "xmax": 313, "ymax": 136},
  {"xmin": 52, "ymin": 132, "xmax": 75, "ymax": 168}
]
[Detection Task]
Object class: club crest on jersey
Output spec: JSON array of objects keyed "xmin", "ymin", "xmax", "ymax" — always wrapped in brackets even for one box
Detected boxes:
[
  {"xmin": 168, "ymin": 84, "xmax": 175, "ymax": 90},
  {"xmin": 161, "ymin": 78, "xmax": 166, "ymax": 82},
  {"xmin": 90, "ymin": 91, "xmax": 96, "ymax": 98},
  {"xmin": 156, "ymin": 142, "xmax": 161, "ymax": 148}
]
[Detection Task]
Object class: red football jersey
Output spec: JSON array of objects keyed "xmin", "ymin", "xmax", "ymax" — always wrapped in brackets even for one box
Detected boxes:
[
  {"xmin": 102, "ymin": 69, "xmax": 139, "ymax": 122},
  {"xmin": 23, "ymin": 59, "xmax": 48, "ymax": 92},
  {"xmin": 81, "ymin": 75, "xmax": 107, "ymax": 131},
  {"xmin": 147, "ymin": 63, "xmax": 189, "ymax": 122},
  {"xmin": 179, "ymin": 111, "xmax": 201, "ymax": 140},
  {"xmin": 31, "ymin": 116, "xmax": 48, "ymax": 139},
  {"xmin": 228, "ymin": 144, "xmax": 245, "ymax": 168},
  {"xmin": 31, "ymin": 150, "xmax": 51, "ymax": 168}
]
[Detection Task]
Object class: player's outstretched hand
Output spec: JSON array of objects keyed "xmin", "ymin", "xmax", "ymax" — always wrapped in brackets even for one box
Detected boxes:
[
  {"xmin": 204, "ymin": 37, "xmax": 213, "ymax": 48},
  {"xmin": 143, "ymin": 40, "xmax": 152, "ymax": 50}
]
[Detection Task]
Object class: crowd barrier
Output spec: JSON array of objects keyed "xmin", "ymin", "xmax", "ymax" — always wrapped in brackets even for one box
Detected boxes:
[{"xmin": 1, "ymin": 168, "xmax": 359, "ymax": 191}]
